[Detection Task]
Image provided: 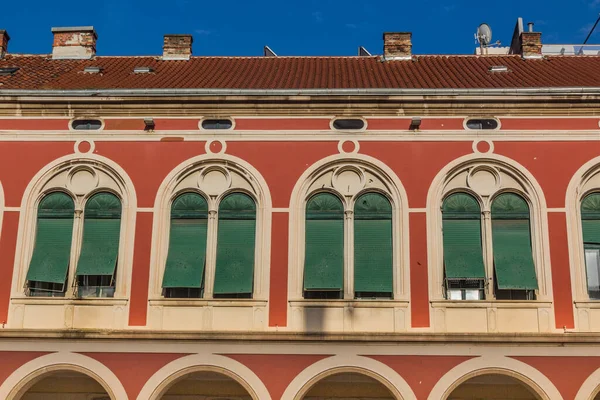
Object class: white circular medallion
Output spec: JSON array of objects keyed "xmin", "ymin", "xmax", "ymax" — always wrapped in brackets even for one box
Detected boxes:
[
  {"xmin": 67, "ymin": 166, "xmax": 99, "ymax": 195},
  {"xmin": 332, "ymin": 166, "xmax": 365, "ymax": 195},
  {"xmin": 198, "ymin": 167, "xmax": 231, "ymax": 196}
]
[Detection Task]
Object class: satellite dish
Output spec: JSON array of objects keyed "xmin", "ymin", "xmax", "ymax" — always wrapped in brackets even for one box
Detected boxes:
[{"xmin": 477, "ymin": 23, "xmax": 492, "ymax": 46}]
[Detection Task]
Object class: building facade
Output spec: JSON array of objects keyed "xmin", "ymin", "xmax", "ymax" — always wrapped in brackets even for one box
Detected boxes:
[{"xmin": 0, "ymin": 25, "xmax": 599, "ymax": 399}]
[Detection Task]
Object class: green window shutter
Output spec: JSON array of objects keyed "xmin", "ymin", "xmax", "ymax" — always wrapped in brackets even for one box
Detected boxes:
[
  {"xmin": 304, "ymin": 193, "xmax": 344, "ymax": 291},
  {"xmin": 76, "ymin": 193, "xmax": 122, "ymax": 277},
  {"xmin": 354, "ymin": 193, "xmax": 393, "ymax": 294},
  {"xmin": 582, "ymin": 193, "xmax": 600, "ymax": 244},
  {"xmin": 213, "ymin": 193, "xmax": 256, "ymax": 295},
  {"xmin": 491, "ymin": 193, "xmax": 538, "ymax": 290},
  {"xmin": 442, "ymin": 193, "xmax": 485, "ymax": 280},
  {"xmin": 162, "ymin": 193, "xmax": 208, "ymax": 289},
  {"xmin": 26, "ymin": 192, "xmax": 75, "ymax": 285}
]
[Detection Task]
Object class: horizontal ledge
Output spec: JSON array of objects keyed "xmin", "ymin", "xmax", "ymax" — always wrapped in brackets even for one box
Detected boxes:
[
  {"xmin": 289, "ymin": 300, "xmax": 409, "ymax": 308},
  {"xmin": 3, "ymin": 87, "xmax": 600, "ymax": 97},
  {"xmin": 10, "ymin": 298, "xmax": 128, "ymax": 306},
  {"xmin": 574, "ymin": 301, "xmax": 600, "ymax": 309},
  {"xmin": 0, "ymin": 330, "xmax": 598, "ymax": 343},
  {"xmin": 148, "ymin": 299, "xmax": 267, "ymax": 307},
  {"xmin": 431, "ymin": 300, "xmax": 552, "ymax": 309}
]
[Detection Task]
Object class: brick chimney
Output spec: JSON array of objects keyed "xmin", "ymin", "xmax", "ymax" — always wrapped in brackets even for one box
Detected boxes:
[
  {"xmin": 163, "ymin": 34, "xmax": 193, "ymax": 60},
  {"xmin": 51, "ymin": 26, "xmax": 97, "ymax": 60},
  {"xmin": 520, "ymin": 31, "xmax": 542, "ymax": 59},
  {"xmin": 383, "ymin": 32, "xmax": 412, "ymax": 60},
  {"xmin": 0, "ymin": 30, "xmax": 9, "ymax": 59}
]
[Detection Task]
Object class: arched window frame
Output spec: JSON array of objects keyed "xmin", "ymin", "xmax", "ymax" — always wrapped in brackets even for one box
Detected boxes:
[
  {"xmin": 11, "ymin": 156, "xmax": 136, "ymax": 302},
  {"xmin": 427, "ymin": 156, "xmax": 551, "ymax": 303},
  {"xmin": 289, "ymin": 155, "xmax": 408, "ymax": 302},
  {"xmin": 149, "ymin": 156, "xmax": 271, "ymax": 303}
]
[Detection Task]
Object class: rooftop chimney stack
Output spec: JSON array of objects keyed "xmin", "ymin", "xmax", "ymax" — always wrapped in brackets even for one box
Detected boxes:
[
  {"xmin": 520, "ymin": 29, "xmax": 542, "ymax": 59},
  {"xmin": 0, "ymin": 30, "xmax": 9, "ymax": 59},
  {"xmin": 383, "ymin": 32, "xmax": 412, "ymax": 60},
  {"xmin": 163, "ymin": 34, "xmax": 193, "ymax": 60},
  {"xmin": 51, "ymin": 26, "xmax": 97, "ymax": 60}
]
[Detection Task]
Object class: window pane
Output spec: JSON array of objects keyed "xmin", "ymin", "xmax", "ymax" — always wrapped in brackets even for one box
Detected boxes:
[
  {"xmin": 332, "ymin": 119, "xmax": 365, "ymax": 130},
  {"xmin": 72, "ymin": 119, "xmax": 102, "ymax": 130},
  {"xmin": 213, "ymin": 193, "xmax": 256, "ymax": 296},
  {"xmin": 304, "ymin": 193, "xmax": 344, "ymax": 295},
  {"xmin": 586, "ymin": 248, "xmax": 600, "ymax": 298},
  {"xmin": 466, "ymin": 119, "xmax": 498, "ymax": 130},
  {"xmin": 354, "ymin": 193, "xmax": 393, "ymax": 298},
  {"xmin": 201, "ymin": 119, "xmax": 233, "ymax": 130},
  {"xmin": 26, "ymin": 192, "xmax": 75, "ymax": 296}
]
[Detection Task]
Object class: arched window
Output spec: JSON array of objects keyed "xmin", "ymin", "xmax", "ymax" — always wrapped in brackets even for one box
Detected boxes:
[
  {"xmin": 162, "ymin": 193, "xmax": 209, "ymax": 298},
  {"xmin": 442, "ymin": 193, "xmax": 485, "ymax": 300},
  {"xmin": 354, "ymin": 193, "xmax": 393, "ymax": 299},
  {"xmin": 26, "ymin": 192, "xmax": 75, "ymax": 297},
  {"xmin": 214, "ymin": 193, "xmax": 257, "ymax": 298},
  {"xmin": 303, "ymin": 193, "xmax": 344, "ymax": 299},
  {"xmin": 581, "ymin": 193, "xmax": 600, "ymax": 299},
  {"xmin": 75, "ymin": 192, "xmax": 122, "ymax": 298},
  {"xmin": 491, "ymin": 193, "xmax": 537, "ymax": 300}
]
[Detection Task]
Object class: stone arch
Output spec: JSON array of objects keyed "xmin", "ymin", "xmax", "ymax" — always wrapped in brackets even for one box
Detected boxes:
[
  {"xmin": 426, "ymin": 153, "xmax": 553, "ymax": 303},
  {"xmin": 281, "ymin": 355, "xmax": 416, "ymax": 400},
  {"xmin": 287, "ymin": 153, "xmax": 410, "ymax": 301},
  {"xmin": 427, "ymin": 356, "xmax": 562, "ymax": 400},
  {"xmin": 0, "ymin": 352, "xmax": 128, "ymax": 400},
  {"xmin": 148, "ymin": 153, "xmax": 272, "ymax": 302},
  {"xmin": 136, "ymin": 353, "xmax": 271, "ymax": 400},
  {"xmin": 575, "ymin": 366, "xmax": 600, "ymax": 400}
]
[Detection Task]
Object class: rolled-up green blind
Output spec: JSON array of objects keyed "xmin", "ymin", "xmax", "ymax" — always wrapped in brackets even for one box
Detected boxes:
[
  {"xmin": 582, "ymin": 193, "xmax": 600, "ymax": 244},
  {"xmin": 491, "ymin": 193, "xmax": 538, "ymax": 290},
  {"xmin": 354, "ymin": 193, "xmax": 393, "ymax": 294},
  {"xmin": 26, "ymin": 192, "xmax": 75, "ymax": 285},
  {"xmin": 304, "ymin": 193, "xmax": 344, "ymax": 291},
  {"xmin": 162, "ymin": 193, "xmax": 208, "ymax": 289},
  {"xmin": 442, "ymin": 193, "xmax": 486, "ymax": 280},
  {"xmin": 76, "ymin": 192, "xmax": 122, "ymax": 277},
  {"xmin": 213, "ymin": 193, "xmax": 256, "ymax": 295}
]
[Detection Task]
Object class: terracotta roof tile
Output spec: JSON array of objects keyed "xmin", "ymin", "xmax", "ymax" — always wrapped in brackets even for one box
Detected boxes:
[{"xmin": 1, "ymin": 54, "xmax": 600, "ymax": 90}]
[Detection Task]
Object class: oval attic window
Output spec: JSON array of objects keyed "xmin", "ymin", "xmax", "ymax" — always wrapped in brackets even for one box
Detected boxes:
[
  {"xmin": 466, "ymin": 118, "xmax": 499, "ymax": 130},
  {"xmin": 71, "ymin": 119, "xmax": 103, "ymax": 130},
  {"xmin": 332, "ymin": 118, "xmax": 365, "ymax": 130},
  {"xmin": 201, "ymin": 119, "xmax": 233, "ymax": 130}
]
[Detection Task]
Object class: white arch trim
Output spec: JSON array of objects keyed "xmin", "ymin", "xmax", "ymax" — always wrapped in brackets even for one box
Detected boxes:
[
  {"xmin": 427, "ymin": 356, "xmax": 563, "ymax": 400},
  {"xmin": 136, "ymin": 353, "xmax": 272, "ymax": 400},
  {"xmin": 575, "ymin": 366, "xmax": 600, "ymax": 400},
  {"xmin": 0, "ymin": 352, "xmax": 128, "ymax": 400},
  {"xmin": 280, "ymin": 355, "xmax": 417, "ymax": 400}
]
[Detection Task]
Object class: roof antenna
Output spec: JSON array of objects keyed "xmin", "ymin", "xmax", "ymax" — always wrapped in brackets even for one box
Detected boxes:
[
  {"xmin": 358, "ymin": 46, "xmax": 371, "ymax": 56},
  {"xmin": 584, "ymin": 13, "xmax": 600, "ymax": 44},
  {"xmin": 263, "ymin": 46, "xmax": 277, "ymax": 57}
]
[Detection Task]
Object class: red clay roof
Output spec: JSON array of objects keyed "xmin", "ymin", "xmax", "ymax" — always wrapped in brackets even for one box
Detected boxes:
[{"xmin": 1, "ymin": 54, "xmax": 600, "ymax": 90}]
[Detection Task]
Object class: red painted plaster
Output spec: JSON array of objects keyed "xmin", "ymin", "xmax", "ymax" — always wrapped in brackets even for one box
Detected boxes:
[
  {"xmin": 367, "ymin": 118, "xmax": 465, "ymax": 131},
  {"xmin": 0, "ymin": 352, "xmax": 49, "ymax": 387},
  {"xmin": 269, "ymin": 213, "xmax": 289, "ymax": 327},
  {"xmin": 500, "ymin": 118, "xmax": 600, "ymax": 130},
  {"xmin": 226, "ymin": 141, "xmax": 338, "ymax": 208},
  {"xmin": 225, "ymin": 354, "xmax": 332, "ymax": 400},
  {"xmin": 103, "ymin": 119, "xmax": 200, "ymax": 130},
  {"xmin": 513, "ymin": 356, "xmax": 600, "ymax": 400},
  {"xmin": 409, "ymin": 213, "xmax": 430, "ymax": 328},
  {"xmin": 234, "ymin": 118, "xmax": 331, "ymax": 130},
  {"xmin": 547, "ymin": 213, "xmax": 575, "ymax": 329},
  {"xmin": 0, "ymin": 119, "xmax": 69, "ymax": 130},
  {"xmin": 368, "ymin": 355, "xmax": 474, "ymax": 399},
  {"xmin": 103, "ymin": 119, "xmax": 145, "ymax": 130},
  {"xmin": 0, "ymin": 213, "xmax": 19, "ymax": 324},
  {"xmin": 81, "ymin": 352, "xmax": 189, "ymax": 399},
  {"xmin": 95, "ymin": 141, "xmax": 207, "ymax": 208},
  {"xmin": 359, "ymin": 142, "xmax": 472, "ymax": 208},
  {"xmin": 128, "ymin": 212, "xmax": 153, "ymax": 326}
]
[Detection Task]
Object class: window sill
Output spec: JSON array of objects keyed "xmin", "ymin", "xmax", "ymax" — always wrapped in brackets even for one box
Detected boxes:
[
  {"xmin": 431, "ymin": 300, "xmax": 552, "ymax": 309},
  {"xmin": 148, "ymin": 298, "xmax": 267, "ymax": 307},
  {"xmin": 575, "ymin": 301, "xmax": 600, "ymax": 309},
  {"xmin": 11, "ymin": 297, "xmax": 128, "ymax": 306},
  {"xmin": 289, "ymin": 299, "xmax": 409, "ymax": 308}
]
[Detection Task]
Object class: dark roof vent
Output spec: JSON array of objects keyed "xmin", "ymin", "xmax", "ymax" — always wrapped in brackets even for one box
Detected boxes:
[
  {"xmin": 0, "ymin": 67, "xmax": 18, "ymax": 76},
  {"xmin": 134, "ymin": 66, "xmax": 154, "ymax": 74}
]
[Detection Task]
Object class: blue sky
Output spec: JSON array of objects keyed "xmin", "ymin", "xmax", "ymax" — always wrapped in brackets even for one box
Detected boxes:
[{"xmin": 3, "ymin": 0, "xmax": 600, "ymax": 56}]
